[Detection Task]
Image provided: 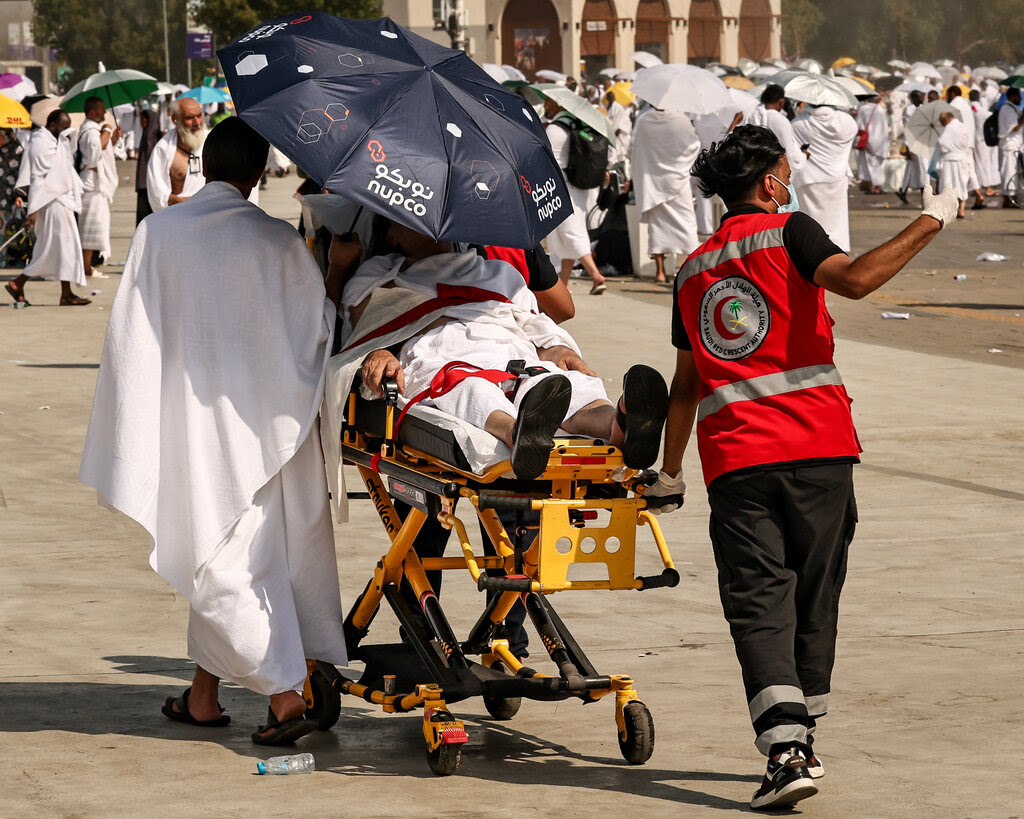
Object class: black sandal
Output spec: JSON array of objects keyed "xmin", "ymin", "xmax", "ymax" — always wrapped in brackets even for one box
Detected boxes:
[
  {"xmin": 251, "ymin": 706, "xmax": 316, "ymax": 746},
  {"xmin": 617, "ymin": 365, "xmax": 669, "ymax": 469},
  {"xmin": 5, "ymin": 282, "xmax": 29, "ymax": 305},
  {"xmin": 161, "ymin": 686, "xmax": 231, "ymax": 727},
  {"xmin": 510, "ymin": 374, "xmax": 571, "ymax": 480}
]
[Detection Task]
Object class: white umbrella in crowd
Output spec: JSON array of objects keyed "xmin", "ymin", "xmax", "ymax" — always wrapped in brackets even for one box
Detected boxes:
[
  {"xmin": 631, "ymin": 63, "xmax": 732, "ymax": 114},
  {"xmin": 909, "ymin": 61, "xmax": 942, "ymax": 80},
  {"xmin": 632, "ymin": 51, "xmax": 662, "ymax": 68},
  {"xmin": 904, "ymin": 100, "xmax": 961, "ymax": 157},
  {"xmin": 529, "ymin": 82, "xmax": 617, "ymax": 141}
]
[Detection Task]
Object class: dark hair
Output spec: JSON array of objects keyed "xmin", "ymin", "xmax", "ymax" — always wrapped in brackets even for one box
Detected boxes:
[
  {"xmin": 761, "ymin": 84, "xmax": 785, "ymax": 105},
  {"xmin": 691, "ymin": 125, "xmax": 785, "ymax": 205},
  {"xmin": 202, "ymin": 117, "xmax": 269, "ymax": 183},
  {"xmin": 969, "ymin": 89, "xmax": 980, "ymax": 102},
  {"xmin": 946, "ymin": 85, "xmax": 962, "ymax": 100},
  {"xmin": 909, "ymin": 90, "xmax": 925, "ymax": 105},
  {"xmin": 1008, "ymin": 87, "xmax": 1022, "ymax": 100},
  {"xmin": 45, "ymin": 109, "xmax": 65, "ymax": 128},
  {"xmin": 84, "ymin": 96, "xmax": 104, "ymax": 115}
]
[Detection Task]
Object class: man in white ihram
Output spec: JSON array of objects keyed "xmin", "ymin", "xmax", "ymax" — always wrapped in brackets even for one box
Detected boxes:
[
  {"xmin": 77, "ymin": 95, "xmax": 122, "ymax": 278},
  {"xmin": 80, "ymin": 118, "xmax": 349, "ymax": 747},
  {"xmin": 630, "ymin": 106, "xmax": 702, "ymax": 282},
  {"xmin": 744, "ymin": 84, "xmax": 807, "ymax": 182},
  {"xmin": 147, "ymin": 96, "xmax": 208, "ymax": 212},
  {"xmin": 854, "ymin": 94, "xmax": 889, "ymax": 194},
  {"xmin": 3, "ymin": 109, "xmax": 91, "ymax": 306},
  {"xmin": 937, "ymin": 110, "xmax": 972, "ymax": 219},
  {"xmin": 997, "ymin": 87, "xmax": 1024, "ymax": 208}
]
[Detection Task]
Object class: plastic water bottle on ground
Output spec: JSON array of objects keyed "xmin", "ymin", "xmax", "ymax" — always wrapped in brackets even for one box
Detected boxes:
[{"xmin": 256, "ymin": 752, "xmax": 315, "ymax": 775}]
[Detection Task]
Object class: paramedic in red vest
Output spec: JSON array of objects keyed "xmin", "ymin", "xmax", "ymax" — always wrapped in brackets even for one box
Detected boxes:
[{"xmin": 647, "ymin": 125, "xmax": 958, "ymax": 811}]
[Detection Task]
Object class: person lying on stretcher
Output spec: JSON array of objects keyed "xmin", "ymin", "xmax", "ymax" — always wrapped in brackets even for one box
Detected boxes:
[{"xmin": 331, "ymin": 218, "xmax": 669, "ymax": 480}]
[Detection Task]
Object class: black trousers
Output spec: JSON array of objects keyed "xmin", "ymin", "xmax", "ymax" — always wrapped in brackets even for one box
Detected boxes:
[{"xmin": 707, "ymin": 462, "xmax": 857, "ymax": 755}]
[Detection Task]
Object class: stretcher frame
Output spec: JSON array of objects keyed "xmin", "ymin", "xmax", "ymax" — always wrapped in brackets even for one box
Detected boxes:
[{"xmin": 303, "ymin": 377, "xmax": 679, "ymax": 775}]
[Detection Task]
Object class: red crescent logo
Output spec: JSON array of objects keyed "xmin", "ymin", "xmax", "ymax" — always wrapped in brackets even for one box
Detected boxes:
[{"xmin": 713, "ymin": 297, "xmax": 746, "ymax": 341}]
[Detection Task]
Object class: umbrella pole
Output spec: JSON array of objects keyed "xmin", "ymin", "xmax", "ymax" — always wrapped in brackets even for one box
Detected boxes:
[{"xmin": 339, "ymin": 205, "xmax": 363, "ymax": 241}]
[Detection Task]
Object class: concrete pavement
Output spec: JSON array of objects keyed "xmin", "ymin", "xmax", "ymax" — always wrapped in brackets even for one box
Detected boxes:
[{"xmin": 1, "ymin": 168, "xmax": 1022, "ymax": 816}]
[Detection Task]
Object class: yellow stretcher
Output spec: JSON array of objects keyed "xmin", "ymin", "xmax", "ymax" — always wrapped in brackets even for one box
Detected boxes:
[{"xmin": 302, "ymin": 376, "xmax": 679, "ymax": 775}]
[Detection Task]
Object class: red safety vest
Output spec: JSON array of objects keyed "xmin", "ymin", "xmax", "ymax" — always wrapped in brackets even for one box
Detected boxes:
[{"xmin": 676, "ymin": 210, "xmax": 860, "ymax": 486}]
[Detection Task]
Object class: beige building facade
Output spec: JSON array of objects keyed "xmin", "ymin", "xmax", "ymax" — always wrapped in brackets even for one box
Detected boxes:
[{"xmin": 383, "ymin": 0, "xmax": 782, "ymax": 79}]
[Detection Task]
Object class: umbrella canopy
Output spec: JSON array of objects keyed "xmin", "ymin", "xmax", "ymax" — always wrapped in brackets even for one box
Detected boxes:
[
  {"xmin": 605, "ymin": 81, "xmax": 635, "ymax": 106},
  {"xmin": 711, "ymin": 85, "xmax": 759, "ymax": 129},
  {"xmin": 706, "ymin": 62, "xmax": 740, "ymax": 77},
  {"xmin": 722, "ymin": 74, "xmax": 755, "ymax": 90},
  {"xmin": 778, "ymin": 72, "xmax": 859, "ymax": 109},
  {"xmin": 873, "ymin": 75, "xmax": 904, "ymax": 92},
  {"xmin": 501, "ymin": 64, "xmax": 526, "ymax": 82},
  {"xmin": 0, "ymin": 72, "xmax": 37, "ymax": 102},
  {"xmin": 832, "ymin": 76, "xmax": 876, "ymax": 98},
  {"xmin": 908, "ymin": 62, "xmax": 942, "ymax": 80},
  {"xmin": 934, "ymin": 58, "xmax": 956, "ymax": 68},
  {"xmin": 895, "ymin": 81, "xmax": 933, "ymax": 94},
  {"xmin": 530, "ymin": 83, "xmax": 616, "ymax": 141},
  {"xmin": 0, "ymin": 96, "xmax": 32, "ymax": 128},
  {"xmin": 888, "ymin": 59, "xmax": 911, "ymax": 70},
  {"xmin": 631, "ymin": 64, "xmax": 731, "ymax": 114},
  {"xmin": 219, "ymin": 13, "xmax": 573, "ymax": 248},
  {"xmin": 974, "ymin": 66, "xmax": 1007, "ymax": 81},
  {"xmin": 179, "ymin": 85, "xmax": 231, "ymax": 104},
  {"xmin": 62, "ymin": 69, "xmax": 159, "ymax": 112},
  {"xmin": 831, "ymin": 57, "xmax": 857, "ymax": 69},
  {"xmin": 598, "ymin": 67, "xmax": 619, "ymax": 78},
  {"xmin": 936, "ymin": 65, "xmax": 960, "ymax": 86},
  {"xmin": 535, "ymin": 69, "xmax": 567, "ymax": 83},
  {"xmin": 905, "ymin": 100, "xmax": 961, "ymax": 157},
  {"xmin": 737, "ymin": 57, "xmax": 759, "ymax": 77},
  {"xmin": 1002, "ymin": 75, "xmax": 1024, "ymax": 89},
  {"xmin": 482, "ymin": 63, "xmax": 510, "ymax": 84},
  {"xmin": 632, "ymin": 51, "xmax": 662, "ymax": 68},
  {"xmin": 797, "ymin": 58, "xmax": 823, "ymax": 74}
]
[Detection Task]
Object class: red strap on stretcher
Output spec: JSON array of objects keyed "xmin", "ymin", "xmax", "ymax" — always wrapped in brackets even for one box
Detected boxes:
[{"xmin": 369, "ymin": 360, "xmax": 517, "ymax": 472}]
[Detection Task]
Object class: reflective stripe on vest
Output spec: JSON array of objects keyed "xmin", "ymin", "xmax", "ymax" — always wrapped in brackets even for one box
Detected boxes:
[
  {"xmin": 681, "ymin": 226, "xmax": 786, "ymax": 282},
  {"xmin": 696, "ymin": 364, "xmax": 845, "ymax": 422}
]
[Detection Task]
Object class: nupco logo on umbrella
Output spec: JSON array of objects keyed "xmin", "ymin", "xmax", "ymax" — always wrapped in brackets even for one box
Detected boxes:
[{"xmin": 367, "ymin": 140, "xmax": 386, "ymax": 163}]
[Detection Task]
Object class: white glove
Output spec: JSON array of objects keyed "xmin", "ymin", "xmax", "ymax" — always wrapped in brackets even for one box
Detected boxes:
[
  {"xmin": 645, "ymin": 470, "xmax": 687, "ymax": 515},
  {"xmin": 922, "ymin": 185, "xmax": 959, "ymax": 228}
]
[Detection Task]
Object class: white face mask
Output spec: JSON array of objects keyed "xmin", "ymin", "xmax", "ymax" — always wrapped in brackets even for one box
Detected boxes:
[{"xmin": 768, "ymin": 173, "xmax": 801, "ymax": 214}]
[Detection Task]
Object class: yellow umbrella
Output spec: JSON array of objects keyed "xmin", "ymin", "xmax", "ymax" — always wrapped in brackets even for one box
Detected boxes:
[
  {"xmin": 723, "ymin": 75, "xmax": 755, "ymax": 90},
  {"xmin": 850, "ymin": 76, "xmax": 875, "ymax": 91},
  {"xmin": 0, "ymin": 95, "xmax": 32, "ymax": 128},
  {"xmin": 831, "ymin": 57, "xmax": 857, "ymax": 69},
  {"xmin": 606, "ymin": 81, "xmax": 635, "ymax": 105}
]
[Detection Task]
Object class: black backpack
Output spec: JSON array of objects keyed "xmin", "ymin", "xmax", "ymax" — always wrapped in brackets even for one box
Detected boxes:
[
  {"xmin": 551, "ymin": 117, "xmax": 609, "ymax": 189},
  {"xmin": 983, "ymin": 111, "xmax": 1000, "ymax": 147}
]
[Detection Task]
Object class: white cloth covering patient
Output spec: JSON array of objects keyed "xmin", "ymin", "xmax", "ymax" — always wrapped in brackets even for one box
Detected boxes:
[{"xmin": 80, "ymin": 181, "xmax": 347, "ymax": 695}]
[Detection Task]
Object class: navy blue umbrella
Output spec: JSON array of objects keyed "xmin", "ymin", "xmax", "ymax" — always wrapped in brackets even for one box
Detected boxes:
[{"xmin": 219, "ymin": 13, "xmax": 573, "ymax": 248}]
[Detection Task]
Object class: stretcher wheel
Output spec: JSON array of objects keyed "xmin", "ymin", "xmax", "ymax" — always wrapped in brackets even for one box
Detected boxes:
[
  {"xmin": 305, "ymin": 667, "xmax": 342, "ymax": 730},
  {"xmin": 482, "ymin": 661, "xmax": 522, "ymax": 720},
  {"xmin": 618, "ymin": 701, "xmax": 655, "ymax": 764},
  {"xmin": 426, "ymin": 742, "xmax": 462, "ymax": 776}
]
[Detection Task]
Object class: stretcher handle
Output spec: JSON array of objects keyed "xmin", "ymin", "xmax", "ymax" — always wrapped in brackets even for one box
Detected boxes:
[
  {"xmin": 635, "ymin": 568, "xmax": 680, "ymax": 590},
  {"xmin": 477, "ymin": 491, "xmax": 535, "ymax": 512},
  {"xmin": 476, "ymin": 575, "xmax": 534, "ymax": 593}
]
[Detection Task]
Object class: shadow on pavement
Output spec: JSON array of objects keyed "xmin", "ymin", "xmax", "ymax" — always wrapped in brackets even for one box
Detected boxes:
[{"xmin": 0, "ymin": 654, "xmax": 752, "ymax": 810}]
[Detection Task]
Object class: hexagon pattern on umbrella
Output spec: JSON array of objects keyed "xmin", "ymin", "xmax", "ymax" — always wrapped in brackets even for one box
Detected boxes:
[
  {"xmin": 61, "ymin": 69, "xmax": 159, "ymax": 112},
  {"xmin": 631, "ymin": 64, "xmax": 731, "ymax": 114},
  {"xmin": 219, "ymin": 13, "xmax": 573, "ymax": 249}
]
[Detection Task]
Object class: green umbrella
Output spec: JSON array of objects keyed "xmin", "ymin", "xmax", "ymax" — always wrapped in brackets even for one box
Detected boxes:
[
  {"xmin": 526, "ymin": 83, "xmax": 617, "ymax": 142},
  {"xmin": 1003, "ymin": 75, "xmax": 1024, "ymax": 89},
  {"xmin": 61, "ymin": 69, "xmax": 159, "ymax": 112}
]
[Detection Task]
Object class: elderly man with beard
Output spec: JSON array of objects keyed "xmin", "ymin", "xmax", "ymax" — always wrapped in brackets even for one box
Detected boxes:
[{"xmin": 147, "ymin": 97, "xmax": 207, "ymax": 212}]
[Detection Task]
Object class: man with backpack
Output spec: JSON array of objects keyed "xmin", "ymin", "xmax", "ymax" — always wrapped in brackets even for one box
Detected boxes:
[
  {"xmin": 542, "ymin": 95, "xmax": 609, "ymax": 295},
  {"xmin": 997, "ymin": 87, "xmax": 1024, "ymax": 208}
]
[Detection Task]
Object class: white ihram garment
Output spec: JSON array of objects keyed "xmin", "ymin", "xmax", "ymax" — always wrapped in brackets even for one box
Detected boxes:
[
  {"xmin": 938, "ymin": 118, "xmax": 972, "ymax": 200},
  {"xmin": 631, "ymin": 109, "xmax": 701, "ymax": 256},
  {"xmin": 147, "ymin": 128, "xmax": 206, "ymax": 212},
  {"xmin": 745, "ymin": 104, "xmax": 807, "ymax": 178},
  {"xmin": 997, "ymin": 103, "xmax": 1024, "ymax": 196},
  {"xmin": 79, "ymin": 182, "xmax": 346, "ymax": 694},
  {"xmin": 855, "ymin": 101, "xmax": 888, "ymax": 187},
  {"xmin": 78, "ymin": 119, "xmax": 119, "ymax": 255},
  {"xmin": 792, "ymin": 106, "xmax": 858, "ymax": 252},
  {"xmin": 24, "ymin": 127, "xmax": 85, "ymax": 285},
  {"xmin": 544, "ymin": 115, "xmax": 593, "ymax": 263},
  {"xmin": 972, "ymin": 103, "xmax": 1000, "ymax": 188},
  {"xmin": 901, "ymin": 104, "xmax": 929, "ymax": 191}
]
